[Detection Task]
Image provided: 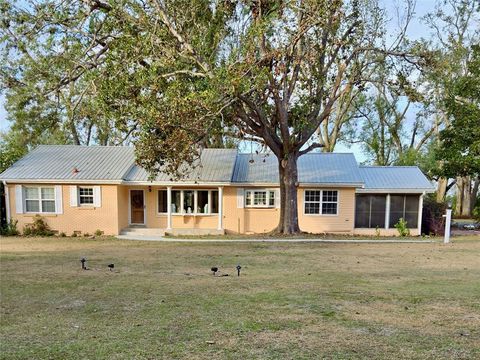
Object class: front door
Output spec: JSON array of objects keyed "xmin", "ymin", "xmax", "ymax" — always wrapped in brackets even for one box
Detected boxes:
[{"xmin": 130, "ymin": 190, "xmax": 145, "ymax": 224}]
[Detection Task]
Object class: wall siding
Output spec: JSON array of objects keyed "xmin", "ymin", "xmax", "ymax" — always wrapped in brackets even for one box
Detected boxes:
[{"xmin": 8, "ymin": 184, "xmax": 120, "ymax": 235}]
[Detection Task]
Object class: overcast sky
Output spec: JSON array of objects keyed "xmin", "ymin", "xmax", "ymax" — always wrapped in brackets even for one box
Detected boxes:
[{"xmin": 0, "ymin": 0, "xmax": 444, "ymax": 162}]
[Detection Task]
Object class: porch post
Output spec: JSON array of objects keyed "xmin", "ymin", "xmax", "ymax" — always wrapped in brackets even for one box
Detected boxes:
[
  {"xmin": 385, "ymin": 194, "xmax": 391, "ymax": 229},
  {"xmin": 217, "ymin": 186, "xmax": 223, "ymax": 231},
  {"xmin": 3, "ymin": 181, "xmax": 10, "ymax": 223},
  {"xmin": 167, "ymin": 186, "xmax": 172, "ymax": 230},
  {"xmin": 417, "ymin": 193, "xmax": 424, "ymax": 236}
]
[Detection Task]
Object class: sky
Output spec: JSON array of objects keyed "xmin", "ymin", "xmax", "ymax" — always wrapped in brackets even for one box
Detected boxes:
[{"xmin": 0, "ymin": 0, "xmax": 443, "ymax": 163}]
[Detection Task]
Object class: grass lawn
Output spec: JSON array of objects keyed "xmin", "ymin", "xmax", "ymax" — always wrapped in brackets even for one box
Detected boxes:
[{"xmin": 1, "ymin": 236, "xmax": 479, "ymax": 359}]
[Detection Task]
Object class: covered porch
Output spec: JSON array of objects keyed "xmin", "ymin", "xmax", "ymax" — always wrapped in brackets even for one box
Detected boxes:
[{"xmin": 119, "ymin": 185, "xmax": 224, "ymax": 236}]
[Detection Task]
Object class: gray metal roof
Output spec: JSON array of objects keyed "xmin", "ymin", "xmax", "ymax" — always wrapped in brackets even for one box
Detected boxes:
[
  {"xmin": 358, "ymin": 166, "xmax": 435, "ymax": 191},
  {"xmin": 124, "ymin": 148, "xmax": 238, "ymax": 183},
  {"xmin": 0, "ymin": 145, "xmax": 135, "ymax": 181},
  {"xmin": 0, "ymin": 145, "xmax": 435, "ymax": 191},
  {"xmin": 232, "ymin": 153, "xmax": 364, "ymax": 185}
]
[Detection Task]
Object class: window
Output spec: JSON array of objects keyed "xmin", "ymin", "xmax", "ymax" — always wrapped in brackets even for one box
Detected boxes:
[
  {"xmin": 355, "ymin": 194, "xmax": 386, "ymax": 228},
  {"xmin": 158, "ymin": 190, "xmax": 167, "ymax": 213},
  {"xmin": 304, "ymin": 190, "xmax": 338, "ymax": 215},
  {"xmin": 171, "ymin": 190, "xmax": 181, "ymax": 213},
  {"xmin": 25, "ymin": 186, "xmax": 55, "ymax": 213},
  {"xmin": 78, "ymin": 187, "xmax": 94, "ymax": 205},
  {"xmin": 164, "ymin": 189, "xmax": 218, "ymax": 214},
  {"xmin": 389, "ymin": 195, "xmax": 419, "ymax": 228},
  {"xmin": 183, "ymin": 190, "xmax": 194, "ymax": 213},
  {"xmin": 244, "ymin": 190, "xmax": 275, "ymax": 208}
]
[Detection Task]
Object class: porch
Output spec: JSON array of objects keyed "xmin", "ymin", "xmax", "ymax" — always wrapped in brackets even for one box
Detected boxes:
[{"xmin": 119, "ymin": 185, "xmax": 225, "ymax": 235}]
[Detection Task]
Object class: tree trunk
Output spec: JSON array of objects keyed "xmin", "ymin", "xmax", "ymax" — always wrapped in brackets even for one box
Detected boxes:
[
  {"xmin": 275, "ymin": 153, "xmax": 301, "ymax": 234},
  {"xmin": 436, "ymin": 177, "xmax": 448, "ymax": 202},
  {"xmin": 462, "ymin": 176, "xmax": 472, "ymax": 217},
  {"xmin": 472, "ymin": 177, "xmax": 480, "ymax": 212},
  {"xmin": 455, "ymin": 177, "xmax": 464, "ymax": 216}
]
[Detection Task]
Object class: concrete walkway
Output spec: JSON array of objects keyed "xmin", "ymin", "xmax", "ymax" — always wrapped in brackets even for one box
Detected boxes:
[{"xmin": 116, "ymin": 235, "xmax": 435, "ymax": 243}]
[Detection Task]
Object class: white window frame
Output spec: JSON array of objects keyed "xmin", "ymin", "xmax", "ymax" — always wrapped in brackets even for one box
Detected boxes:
[
  {"xmin": 24, "ymin": 186, "xmax": 56, "ymax": 214},
  {"xmin": 78, "ymin": 187, "xmax": 94, "ymax": 206},
  {"xmin": 244, "ymin": 189, "xmax": 276, "ymax": 208},
  {"xmin": 303, "ymin": 189, "xmax": 339, "ymax": 216},
  {"xmin": 158, "ymin": 189, "xmax": 219, "ymax": 215}
]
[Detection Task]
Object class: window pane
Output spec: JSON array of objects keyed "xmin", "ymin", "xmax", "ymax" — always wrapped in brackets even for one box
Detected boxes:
[
  {"xmin": 197, "ymin": 191, "xmax": 209, "ymax": 213},
  {"xmin": 322, "ymin": 202, "xmax": 337, "ymax": 214},
  {"xmin": 158, "ymin": 190, "xmax": 167, "ymax": 213},
  {"xmin": 79, "ymin": 187, "xmax": 93, "ymax": 196},
  {"xmin": 305, "ymin": 202, "xmax": 320, "ymax": 214},
  {"xmin": 171, "ymin": 190, "xmax": 181, "ymax": 213},
  {"xmin": 269, "ymin": 191, "xmax": 275, "ymax": 206},
  {"xmin": 25, "ymin": 188, "xmax": 39, "ymax": 199},
  {"xmin": 80, "ymin": 196, "xmax": 94, "ymax": 204},
  {"xmin": 305, "ymin": 190, "xmax": 320, "ymax": 202},
  {"xmin": 245, "ymin": 191, "xmax": 251, "ymax": 206},
  {"xmin": 211, "ymin": 191, "xmax": 219, "ymax": 213},
  {"xmin": 404, "ymin": 195, "xmax": 419, "ymax": 228},
  {"xmin": 322, "ymin": 190, "xmax": 338, "ymax": 202},
  {"xmin": 26, "ymin": 199, "xmax": 40, "ymax": 212},
  {"xmin": 253, "ymin": 191, "xmax": 267, "ymax": 206},
  {"xmin": 41, "ymin": 187, "xmax": 55, "ymax": 200},
  {"xmin": 389, "ymin": 195, "xmax": 405, "ymax": 228},
  {"xmin": 370, "ymin": 195, "xmax": 386, "ymax": 228},
  {"xmin": 42, "ymin": 200, "xmax": 55, "ymax": 213},
  {"xmin": 355, "ymin": 195, "xmax": 370, "ymax": 228},
  {"xmin": 183, "ymin": 190, "xmax": 194, "ymax": 213}
]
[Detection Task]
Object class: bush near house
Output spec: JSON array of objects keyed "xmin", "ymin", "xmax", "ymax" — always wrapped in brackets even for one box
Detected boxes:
[
  {"xmin": 23, "ymin": 215, "xmax": 55, "ymax": 236},
  {"xmin": 422, "ymin": 194, "xmax": 447, "ymax": 235}
]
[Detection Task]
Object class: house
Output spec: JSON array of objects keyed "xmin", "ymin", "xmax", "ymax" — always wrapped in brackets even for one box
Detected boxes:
[{"xmin": 0, "ymin": 145, "xmax": 435, "ymax": 236}]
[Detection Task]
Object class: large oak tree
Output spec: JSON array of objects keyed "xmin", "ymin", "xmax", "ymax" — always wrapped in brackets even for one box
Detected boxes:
[{"xmin": 1, "ymin": 0, "xmax": 415, "ymax": 233}]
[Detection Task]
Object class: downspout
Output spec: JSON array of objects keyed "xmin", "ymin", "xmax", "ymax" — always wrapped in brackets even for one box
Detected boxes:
[{"xmin": 3, "ymin": 181, "xmax": 10, "ymax": 223}]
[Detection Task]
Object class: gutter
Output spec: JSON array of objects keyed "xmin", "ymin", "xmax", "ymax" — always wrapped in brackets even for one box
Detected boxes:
[{"xmin": 356, "ymin": 188, "xmax": 436, "ymax": 194}]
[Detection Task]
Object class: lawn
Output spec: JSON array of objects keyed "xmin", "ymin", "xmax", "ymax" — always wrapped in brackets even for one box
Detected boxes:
[{"xmin": 1, "ymin": 236, "xmax": 479, "ymax": 359}]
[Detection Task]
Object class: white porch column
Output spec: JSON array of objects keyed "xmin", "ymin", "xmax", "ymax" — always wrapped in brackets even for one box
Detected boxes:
[
  {"xmin": 217, "ymin": 186, "xmax": 223, "ymax": 230},
  {"xmin": 3, "ymin": 181, "xmax": 10, "ymax": 223},
  {"xmin": 417, "ymin": 193, "xmax": 424, "ymax": 236},
  {"xmin": 385, "ymin": 194, "xmax": 391, "ymax": 229},
  {"xmin": 167, "ymin": 186, "xmax": 172, "ymax": 230}
]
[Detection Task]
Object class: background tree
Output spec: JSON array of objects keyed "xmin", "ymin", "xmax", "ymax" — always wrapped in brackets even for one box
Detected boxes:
[{"xmin": 434, "ymin": 44, "xmax": 480, "ymax": 217}]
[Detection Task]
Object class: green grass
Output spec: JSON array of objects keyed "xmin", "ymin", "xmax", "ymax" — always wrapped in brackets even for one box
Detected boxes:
[{"xmin": 1, "ymin": 236, "xmax": 480, "ymax": 359}]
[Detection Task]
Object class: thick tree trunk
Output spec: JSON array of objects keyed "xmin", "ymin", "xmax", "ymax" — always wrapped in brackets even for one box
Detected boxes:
[
  {"xmin": 455, "ymin": 177, "xmax": 464, "ymax": 216},
  {"xmin": 436, "ymin": 177, "xmax": 448, "ymax": 202},
  {"xmin": 462, "ymin": 176, "xmax": 472, "ymax": 217},
  {"xmin": 275, "ymin": 153, "xmax": 301, "ymax": 234}
]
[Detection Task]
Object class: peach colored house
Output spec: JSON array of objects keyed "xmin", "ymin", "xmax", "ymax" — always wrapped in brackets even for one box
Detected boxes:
[{"xmin": 0, "ymin": 146, "xmax": 435, "ymax": 237}]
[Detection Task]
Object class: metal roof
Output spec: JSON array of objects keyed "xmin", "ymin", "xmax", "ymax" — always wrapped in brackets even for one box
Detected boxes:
[
  {"xmin": 232, "ymin": 153, "xmax": 364, "ymax": 185},
  {"xmin": 0, "ymin": 145, "xmax": 434, "ymax": 191},
  {"xmin": 124, "ymin": 148, "xmax": 238, "ymax": 183},
  {"xmin": 0, "ymin": 145, "xmax": 135, "ymax": 181},
  {"xmin": 358, "ymin": 166, "xmax": 435, "ymax": 191}
]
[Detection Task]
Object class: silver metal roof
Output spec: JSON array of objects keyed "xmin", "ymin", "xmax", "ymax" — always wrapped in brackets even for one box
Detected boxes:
[
  {"xmin": 0, "ymin": 145, "xmax": 135, "ymax": 181},
  {"xmin": 0, "ymin": 145, "xmax": 434, "ymax": 191},
  {"xmin": 124, "ymin": 148, "xmax": 238, "ymax": 183},
  {"xmin": 358, "ymin": 166, "xmax": 435, "ymax": 191},
  {"xmin": 232, "ymin": 153, "xmax": 364, "ymax": 185}
]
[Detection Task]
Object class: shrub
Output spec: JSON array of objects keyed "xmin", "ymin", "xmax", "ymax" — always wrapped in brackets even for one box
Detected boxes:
[
  {"xmin": 394, "ymin": 218, "xmax": 410, "ymax": 237},
  {"xmin": 0, "ymin": 219, "xmax": 19, "ymax": 236},
  {"xmin": 83, "ymin": 233, "xmax": 90, "ymax": 237},
  {"xmin": 94, "ymin": 229, "xmax": 103, "ymax": 236},
  {"xmin": 59, "ymin": 232, "xmax": 66, "ymax": 237},
  {"xmin": 473, "ymin": 196, "xmax": 480, "ymax": 223},
  {"xmin": 23, "ymin": 215, "xmax": 55, "ymax": 236},
  {"xmin": 71, "ymin": 232, "xmax": 77, "ymax": 237},
  {"xmin": 421, "ymin": 194, "xmax": 447, "ymax": 235}
]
